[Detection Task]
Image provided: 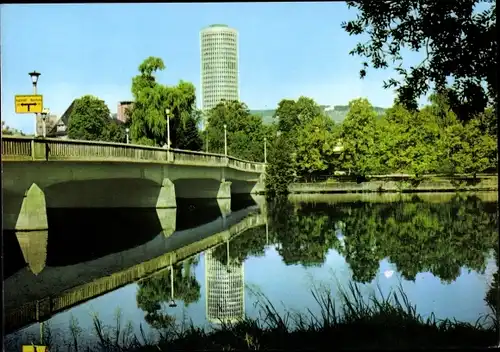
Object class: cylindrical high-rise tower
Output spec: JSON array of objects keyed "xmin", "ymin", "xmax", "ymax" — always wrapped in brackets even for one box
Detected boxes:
[{"xmin": 200, "ymin": 24, "xmax": 239, "ymax": 123}]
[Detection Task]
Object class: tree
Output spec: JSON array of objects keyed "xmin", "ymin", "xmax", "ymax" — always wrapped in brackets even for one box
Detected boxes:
[
  {"xmin": 273, "ymin": 96, "xmax": 323, "ymax": 135},
  {"xmin": 384, "ymin": 104, "xmax": 442, "ymax": 176},
  {"xmin": 206, "ymin": 100, "xmax": 266, "ymax": 161},
  {"xmin": 265, "ymin": 134, "xmax": 297, "ymax": 196},
  {"xmin": 339, "ymin": 98, "xmax": 380, "ymax": 176},
  {"xmin": 295, "ymin": 115, "xmax": 339, "ymax": 179},
  {"xmin": 2, "ymin": 121, "xmax": 25, "ymax": 136},
  {"xmin": 342, "ymin": 0, "xmax": 497, "ymax": 121},
  {"xmin": 424, "ymin": 91, "xmax": 460, "ymax": 130},
  {"xmin": 67, "ymin": 95, "xmax": 111, "ymax": 141},
  {"xmin": 128, "ymin": 57, "xmax": 199, "ymax": 148},
  {"xmin": 476, "ymin": 107, "xmax": 498, "ymax": 137},
  {"xmin": 103, "ymin": 120, "xmax": 127, "ymax": 143},
  {"xmin": 442, "ymin": 118, "xmax": 498, "ymax": 176},
  {"xmin": 176, "ymin": 109, "xmax": 203, "ymax": 151}
]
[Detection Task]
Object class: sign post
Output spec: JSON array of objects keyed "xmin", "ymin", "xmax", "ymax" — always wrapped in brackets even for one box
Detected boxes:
[{"xmin": 15, "ymin": 95, "xmax": 44, "ymax": 114}]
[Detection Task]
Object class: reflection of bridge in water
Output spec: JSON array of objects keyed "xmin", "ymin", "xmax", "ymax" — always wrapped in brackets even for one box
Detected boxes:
[{"xmin": 4, "ymin": 203, "xmax": 267, "ymax": 334}]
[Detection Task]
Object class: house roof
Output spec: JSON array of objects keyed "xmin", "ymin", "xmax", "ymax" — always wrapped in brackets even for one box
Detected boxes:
[{"xmin": 48, "ymin": 100, "xmax": 76, "ymax": 136}]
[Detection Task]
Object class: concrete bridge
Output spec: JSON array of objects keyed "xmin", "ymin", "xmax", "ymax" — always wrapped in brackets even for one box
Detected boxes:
[
  {"xmin": 2, "ymin": 136, "xmax": 266, "ymax": 231},
  {"xmin": 4, "ymin": 203, "xmax": 267, "ymax": 334}
]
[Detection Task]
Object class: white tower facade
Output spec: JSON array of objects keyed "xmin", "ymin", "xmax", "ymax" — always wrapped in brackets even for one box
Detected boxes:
[{"xmin": 200, "ymin": 24, "xmax": 239, "ymax": 126}]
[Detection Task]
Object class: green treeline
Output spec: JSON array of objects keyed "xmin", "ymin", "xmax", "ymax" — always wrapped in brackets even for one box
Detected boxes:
[
  {"xmin": 265, "ymin": 95, "xmax": 498, "ymax": 195},
  {"xmin": 59, "ymin": 56, "xmax": 496, "ymax": 197}
]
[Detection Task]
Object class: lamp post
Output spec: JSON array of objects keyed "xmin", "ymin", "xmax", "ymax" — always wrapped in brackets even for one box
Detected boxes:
[
  {"xmin": 125, "ymin": 128, "xmax": 130, "ymax": 144},
  {"xmin": 264, "ymin": 137, "xmax": 267, "ymax": 164},
  {"xmin": 206, "ymin": 129, "xmax": 209, "ymax": 153},
  {"xmin": 223, "ymin": 124, "xmax": 227, "ymax": 157},
  {"xmin": 41, "ymin": 108, "xmax": 49, "ymax": 138},
  {"xmin": 165, "ymin": 108, "xmax": 171, "ymax": 149},
  {"xmin": 29, "ymin": 71, "xmax": 41, "ymax": 137}
]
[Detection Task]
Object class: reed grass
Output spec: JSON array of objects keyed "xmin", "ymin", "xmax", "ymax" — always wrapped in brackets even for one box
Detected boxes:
[{"xmin": 9, "ymin": 281, "xmax": 497, "ymax": 351}]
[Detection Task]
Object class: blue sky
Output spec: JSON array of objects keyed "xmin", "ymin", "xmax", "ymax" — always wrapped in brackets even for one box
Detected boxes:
[{"xmin": 1, "ymin": 3, "xmax": 427, "ymax": 134}]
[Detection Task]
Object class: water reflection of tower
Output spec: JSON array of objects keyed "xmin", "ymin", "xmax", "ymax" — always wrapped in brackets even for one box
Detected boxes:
[{"xmin": 205, "ymin": 246, "xmax": 245, "ymax": 324}]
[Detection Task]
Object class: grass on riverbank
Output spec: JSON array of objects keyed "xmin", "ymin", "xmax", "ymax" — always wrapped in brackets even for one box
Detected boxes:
[{"xmin": 17, "ymin": 282, "xmax": 499, "ymax": 351}]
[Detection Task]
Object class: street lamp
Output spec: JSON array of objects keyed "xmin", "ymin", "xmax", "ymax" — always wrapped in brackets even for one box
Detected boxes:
[
  {"xmin": 125, "ymin": 128, "xmax": 130, "ymax": 144},
  {"xmin": 264, "ymin": 137, "xmax": 267, "ymax": 164},
  {"xmin": 165, "ymin": 108, "xmax": 171, "ymax": 149},
  {"xmin": 206, "ymin": 129, "xmax": 209, "ymax": 153},
  {"xmin": 223, "ymin": 124, "xmax": 227, "ymax": 157},
  {"xmin": 29, "ymin": 71, "xmax": 41, "ymax": 93},
  {"xmin": 41, "ymin": 108, "xmax": 49, "ymax": 138},
  {"xmin": 29, "ymin": 71, "xmax": 41, "ymax": 137}
]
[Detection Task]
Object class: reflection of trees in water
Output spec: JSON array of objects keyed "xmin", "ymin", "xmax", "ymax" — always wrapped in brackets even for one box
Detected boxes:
[
  {"xmin": 267, "ymin": 195, "xmax": 498, "ymax": 284},
  {"xmin": 267, "ymin": 199, "xmax": 344, "ymax": 268},
  {"xmin": 211, "ymin": 226, "xmax": 268, "ymax": 266},
  {"xmin": 485, "ymin": 245, "xmax": 499, "ymax": 316},
  {"xmin": 136, "ymin": 256, "xmax": 200, "ymax": 329}
]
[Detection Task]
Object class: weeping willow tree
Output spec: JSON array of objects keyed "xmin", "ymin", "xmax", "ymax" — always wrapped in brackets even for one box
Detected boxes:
[{"xmin": 128, "ymin": 56, "xmax": 202, "ymax": 150}]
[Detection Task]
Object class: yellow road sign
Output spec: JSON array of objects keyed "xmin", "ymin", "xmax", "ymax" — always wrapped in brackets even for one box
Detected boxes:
[
  {"xmin": 22, "ymin": 346, "xmax": 48, "ymax": 352},
  {"xmin": 15, "ymin": 95, "xmax": 43, "ymax": 114}
]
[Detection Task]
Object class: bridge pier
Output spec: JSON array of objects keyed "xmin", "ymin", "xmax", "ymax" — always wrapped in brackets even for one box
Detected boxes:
[
  {"xmin": 156, "ymin": 178, "xmax": 177, "ymax": 208},
  {"xmin": 14, "ymin": 183, "xmax": 48, "ymax": 231},
  {"xmin": 217, "ymin": 180, "xmax": 231, "ymax": 199},
  {"xmin": 16, "ymin": 230, "xmax": 48, "ymax": 275},
  {"xmin": 251, "ymin": 173, "xmax": 266, "ymax": 194},
  {"xmin": 156, "ymin": 208, "xmax": 177, "ymax": 238}
]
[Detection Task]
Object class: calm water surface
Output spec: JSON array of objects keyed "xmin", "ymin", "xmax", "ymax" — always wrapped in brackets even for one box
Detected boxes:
[{"xmin": 4, "ymin": 193, "xmax": 498, "ymax": 349}]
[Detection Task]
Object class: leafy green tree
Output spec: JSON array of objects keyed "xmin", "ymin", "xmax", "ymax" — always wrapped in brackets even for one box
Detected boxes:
[
  {"xmin": 128, "ymin": 57, "xmax": 199, "ymax": 149},
  {"xmin": 342, "ymin": 0, "xmax": 497, "ymax": 121},
  {"xmin": 206, "ymin": 100, "xmax": 266, "ymax": 161},
  {"xmin": 476, "ymin": 107, "xmax": 498, "ymax": 137},
  {"xmin": 442, "ymin": 118, "xmax": 498, "ymax": 176},
  {"xmin": 339, "ymin": 98, "xmax": 380, "ymax": 176},
  {"xmin": 67, "ymin": 95, "xmax": 111, "ymax": 141},
  {"xmin": 295, "ymin": 115, "xmax": 340, "ymax": 179},
  {"xmin": 383, "ymin": 104, "xmax": 442, "ymax": 176},
  {"xmin": 176, "ymin": 109, "xmax": 203, "ymax": 151},
  {"xmin": 265, "ymin": 134, "xmax": 297, "ymax": 196},
  {"xmin": 273, "ymin": 96, "xmax": 323, "ymax": 135},
  {"xmin": 103, "ymin": 119, "xmax": 127, "ymax": 143}
]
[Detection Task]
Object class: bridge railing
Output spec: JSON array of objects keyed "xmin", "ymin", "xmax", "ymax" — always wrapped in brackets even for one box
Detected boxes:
[{"xmin": 1, "ymin": 136, "xmax": 265, "ymax": 173}]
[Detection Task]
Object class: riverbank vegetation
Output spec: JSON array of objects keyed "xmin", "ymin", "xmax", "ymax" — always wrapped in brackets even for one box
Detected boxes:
[{"xmin": 12, "ymin": 280, "xmax": 497, "ymax": 351}]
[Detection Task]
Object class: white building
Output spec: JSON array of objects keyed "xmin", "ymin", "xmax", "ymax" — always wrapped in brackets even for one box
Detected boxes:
[{"xmin": 200, "ymin": 24, "xmax": 239, "ymax": 127}]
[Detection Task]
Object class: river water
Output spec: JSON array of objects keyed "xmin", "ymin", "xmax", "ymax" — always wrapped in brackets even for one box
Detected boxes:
[{"xmin": 4, "ymin": 192, "xmax": 498, "ymax": 350}]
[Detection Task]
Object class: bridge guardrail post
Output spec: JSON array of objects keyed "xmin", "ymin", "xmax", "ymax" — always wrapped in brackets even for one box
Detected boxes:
[
  {"xmin": 33, "ymin": 139, "xmax": 47, "ymax": 160},
  {"xmin": 167, "ymin": 150, "xmax": 173, "ymax": 163}
]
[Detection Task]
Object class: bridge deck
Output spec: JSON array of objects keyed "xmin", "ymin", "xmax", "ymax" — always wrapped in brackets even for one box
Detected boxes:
[{"xmin": 2, "ymin": 136, "xmax": 266, "ymax": 173}]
